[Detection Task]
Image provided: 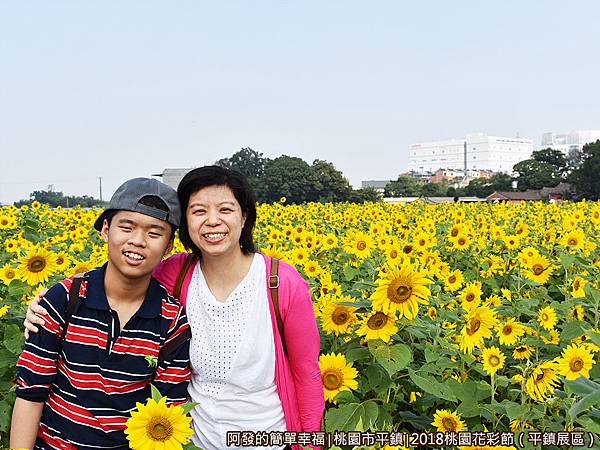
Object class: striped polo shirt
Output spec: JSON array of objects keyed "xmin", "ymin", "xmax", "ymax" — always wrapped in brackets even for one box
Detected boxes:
[{"xmin": 16, "ymin": 265, "xmax": 192, "ymax": 450}]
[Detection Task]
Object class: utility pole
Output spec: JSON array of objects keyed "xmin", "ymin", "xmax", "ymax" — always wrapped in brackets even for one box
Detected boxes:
[{"xmin": 99, "ymin": 176, "xmax": 103, "ymax": 202}]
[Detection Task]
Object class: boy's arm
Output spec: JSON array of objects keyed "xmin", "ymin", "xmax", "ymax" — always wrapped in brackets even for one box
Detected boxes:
[
  {"xmin": 10, "ymin": 397, "xmax": 44, "ymax": 449},
  {"xmin": 13, "ymin": 282, "xmax": 69, "ymax": 444},
  {"xmin": 153, "ymin": 304, "xmax": 191, "ymax": 404}
]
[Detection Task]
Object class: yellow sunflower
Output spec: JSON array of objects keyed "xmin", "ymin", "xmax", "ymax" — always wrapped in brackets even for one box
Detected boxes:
[
  {"xmin": 318, "ymin": 353, "xmax": 358, "ymax": 403},
  {"xmin": 538, "ymin": 306, "xmax": 558, "ymax": 330},
  {"xmin": 444, "ymin": 269, "xmax": 464, "ymax": 293},
  {"xmin": 370, "ymin": 263, "xmax": 432, "ymax": 320},
  {"xmin": 481, "ymin": 346, "xmax": 505, "ymax": 375},
  {"xmin": 453, "ymin": 234, "xmax": 471, "ymax": 251},
  {"xmin": 503, "ymin": 234, "xmax": 521, "ymax": 250},
  {"xmin": 521, "ymin": 254, "xmax": 554, "ymax": 284},
  {"xmin": 571, "ymin": 276, "xmax": 587, "ymax": 298},
  {"xmin": 319, "ymin": 299, "xmax": 358, "ymax": 335},
  {"xmin": 513, "ymin": 344, "xmax": 534, "ymax": 360},
  {"xmin": 17, "ymin": 247, "xmax": 59, "ymax": 286},
  {"xmin": 556, "ymin": 344, "xmax": 595, "ymax": 380},
  {"xmin": 125, "ymin": 396, "xmax": 193, "ymax": 450},
  {"xmin": 525, "ymin": 360, "xmax": 560, "ymax": 402},
  {"xmin": 497, "ymin": 318, "xmax": 525, "ymax": 346},
  {"xmin": 459, "ymin": 306, "xmax": 497, "ymax": 354},
  {"xmin": 343, "ymin": 230, "xmax": 375, "ymax": 259},
  {"xmin": 0, "ymin": 264, "xmax": 20, "ymax": 285},
  {"xmin": 355, "ymin": 309, "xmax": 398, "ymax": 343},
  {"xmin": 431, "ymin": 409, "xmax": 466, "ymax": 433},
  {"xmin": 560, "ymin": 227, "xmax": 586, "ymax": 251},
  {"xmin": 458, "ymin": 281, "xmax": 483, "ymax": 311}
]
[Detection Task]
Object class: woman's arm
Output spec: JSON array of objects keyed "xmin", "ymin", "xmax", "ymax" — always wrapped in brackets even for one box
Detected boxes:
[
  {"xmin": 10, "ymin": 398, "xmax": 44, "ymax": 449},
  {"xmin": 282, "ymin": 269, "xmax": 325, "ymax": 432}
]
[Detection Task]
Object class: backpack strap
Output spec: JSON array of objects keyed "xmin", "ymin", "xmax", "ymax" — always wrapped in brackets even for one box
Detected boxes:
[
  {"xmin": 269, "ymin": 257, "xmax": 288, "ymax": 358},
  {"xmin": 59, "ymin": 275, "xmax": 84, "ymax": 342},
  {"xmin": 157, "ymin": 326, "xmax": 192, "ymax": 367},
  {"xmin": 173, "ymin": 253, "xmax": 197, "ymax": 300}
]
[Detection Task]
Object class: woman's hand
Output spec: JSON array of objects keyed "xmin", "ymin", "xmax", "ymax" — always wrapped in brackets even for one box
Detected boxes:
[{"xmin": 23, "ymin": 289, "xmax": 48, "ymax": 339}]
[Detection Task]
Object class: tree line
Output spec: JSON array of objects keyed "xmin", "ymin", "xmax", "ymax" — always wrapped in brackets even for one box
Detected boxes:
[
  {"xmin": 14, "ymin": 140, "xmax": 600, "ymax": 206},
  {"xmin": 215, "ymin": 148, "xmax": 378, "ymax": 203}
]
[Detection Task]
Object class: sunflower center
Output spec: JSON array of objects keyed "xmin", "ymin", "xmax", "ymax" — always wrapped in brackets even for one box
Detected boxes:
[
  {"xmin": 568, "ymin": 238, "xmax": 577, "ymax": 246},
  {"xmin": 542, "ymin": 313, "xmax": 549, "ymax": 321},
  {"xmin": 28, "ymin": 257, "xmax": 47, "ymax": 273},
  {"xmin": 451, "ymin": 229, "xmax": 459, "ymax": 237},
  {"xmin": 532, "ymin": 264, "xmax": 544, "ymax": 275},
  {"xmin": 356, "ymin": 241, "xmax": 367, "ymax": 251},
  {"xmin": 489, "ymin": 355, "xmax": 500, "ymax": 366},
  {"xmin": 448, "ymin": 276, "xmax": 456, "ymax": 283},
  {"xmin": 442, "ymin": 417, "xmax": 457, "ymax": 431},
  {"xmin": 419, "ymin": 239, "xmax": 426, "ymax": 246},
  {"xmin": 458, "ymin": 238, "xmax": 466, "ymax": 245},
  {"xmin": 56, "ymin": 256, "xmax": 65, "ymax": 265},
  {"xmin": 322, "ymin": 369, "xmax": 343, "ymax": 390},
  {"xmin": 390, "ymin": 250, "xmax": 398, "ymax": 258},
  {"xmin": 332, "ymin": 307, "xmax": 349, "ymax": 325},
  {"xmin": 502, "ymin": 325, "xmax": 513, "ymax": 335},
  {"xmin": 367, "ymin": 312, "xmax": 388, "ymax": 330},
  {"xmin": 403, "ymin": 245, "xmax": 413, "ymax": 254},
  {"xmin": 387, "ymin": 280, "xmax": 412, "ymax": 304},
  {"xmin": 6, "ymin": 270, "xmax": 15, "ymax": 279},
  {"xmin": 465, "ymin": 293, "xmax": 475, "ymax": 302},
  {"xmin": 573, "ymin": 280, "xmax": 581, "ymax": 290},
  {"xmin": 569, "ymin": 357, "xmax": 584, "ymax": 372},
  {"xmin": 467, "ymin": 319, "xmax": 481, "ymax": 335},
  {"xmin": 536, "ymin": 371, "xmax": 545, "ymax": 382},
  {"xmin": 146, "ymin": 416, "xmax": 173, "ymax": 442}
]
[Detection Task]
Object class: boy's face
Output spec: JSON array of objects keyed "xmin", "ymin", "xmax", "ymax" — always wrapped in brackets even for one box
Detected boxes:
[{"xmin": 100, "ymin": 210, "xmax": 173, "ymax": 280}]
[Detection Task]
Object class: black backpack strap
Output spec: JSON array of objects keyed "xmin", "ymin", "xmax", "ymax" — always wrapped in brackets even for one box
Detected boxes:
[
  {"xmin": 60, "ymin": 275, "xmax": 84, "ymax": 342},
  {"xmin": 269, "ymin": 257, "xmax": 288, "ymax": 358},
  {"xmin": 157, "ymin": 326, "xmax": 192, "ymax": 367}
]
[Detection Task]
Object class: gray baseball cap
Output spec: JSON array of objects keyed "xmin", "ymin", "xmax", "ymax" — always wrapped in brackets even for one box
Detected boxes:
[{"xmin": 93, "ymin": 178, "xmax": 181, "ymax": 231}]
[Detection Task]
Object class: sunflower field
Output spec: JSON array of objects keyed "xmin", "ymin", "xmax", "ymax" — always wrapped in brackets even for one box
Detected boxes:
[{"xmin": 2, "ymin": 199, "xmax": 600, "ymax": 449}]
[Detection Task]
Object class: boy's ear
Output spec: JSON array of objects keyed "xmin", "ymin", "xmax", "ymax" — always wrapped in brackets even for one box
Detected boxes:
[
  {"xmin": 164, "ymin": 237, "xmax": 174, "ymax": 257},
  {"xmin": 100, "ymin": 219, "xmax": 110, "ymax": 243}
]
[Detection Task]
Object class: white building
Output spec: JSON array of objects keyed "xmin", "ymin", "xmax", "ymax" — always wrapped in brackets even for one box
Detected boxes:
[
  {"xmin": 541, "ymin": 130, "xmax": 600, "ymax": 154},
  {"xmin": 408, "ymin": 133, "xmax": 534, "ymax": 174},
  {"xmin": 152, "ymin": 168, "xmax": 193, "ymax": 189}
]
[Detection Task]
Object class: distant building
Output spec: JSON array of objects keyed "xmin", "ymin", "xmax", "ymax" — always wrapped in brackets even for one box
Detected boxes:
[
  {"xmin": 428, "ymin": 168, "xmax": 493, "ymax": 185},
  {"xmin": 541, "ymin": 130, "xmax": 600, "ymax": 154},
  {"xmin": 408, "ymin": 133, "xmax": 534, "ymax": 175},
  {"xmin": 361, "ymin": 180, "xmax": 391, "ymax": 195},
  {"xmin": 152, "ymin": 168, "xmax": 193, "ymax": 190}
]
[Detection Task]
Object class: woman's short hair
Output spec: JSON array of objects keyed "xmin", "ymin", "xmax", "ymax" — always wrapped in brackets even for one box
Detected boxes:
[{"xmin": 177, "ymin": 166, "xmax": 257, "ymax": 256}]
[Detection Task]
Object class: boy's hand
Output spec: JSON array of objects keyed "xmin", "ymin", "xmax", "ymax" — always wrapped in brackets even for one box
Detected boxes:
[{"xmin": 23, "ymin": 289, "xmax": 49, "ymax": 339}]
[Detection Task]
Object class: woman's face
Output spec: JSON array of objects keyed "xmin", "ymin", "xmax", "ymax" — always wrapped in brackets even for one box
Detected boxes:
[{"xmin": 186, "ymin": 184, "xmax": 246, "ymax": 259}]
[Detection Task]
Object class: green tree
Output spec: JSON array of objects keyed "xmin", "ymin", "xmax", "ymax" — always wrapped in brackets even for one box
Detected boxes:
[
  {"xmin": 512, "ymin": 147, "xmax": 567, "ymax": 190},
  {"xmin": 569, "ymin": 140, "xmax": 600, "ymax": 200},
  {"xmin": 347, "ymin": 187, "xmax": 380, "ymax": 203},
  {"xmin": 15, "ymin": 190, "xmax": 103, "ymax": 208},
  {"xmin": 261, "ymin": 155, "xmax": 318, "ymax": 203},
  {"xmin": 310, "ymin": 159, "xmax": 352, "ymax": 202},
  {"xmin": 215, "ymin": 147, "xmax": 270, "ymax": 199},
  {"xmin": 384, "ymin": 176, "xmax": 421, "ymax": 197},
  {"xmin": 420, "ymin": 182, "xmax": 447, "ymax": 197}
]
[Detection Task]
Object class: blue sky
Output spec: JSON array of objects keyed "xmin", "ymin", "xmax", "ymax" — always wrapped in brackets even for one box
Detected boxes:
[{"xmin": 1, "ymin": 1, "xmax": 599, "ymax": 203}]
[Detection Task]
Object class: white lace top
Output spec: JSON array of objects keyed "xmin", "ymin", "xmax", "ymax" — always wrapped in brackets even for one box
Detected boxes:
[{"xmin": 187, "ymin": 254, "xmax": 286, "ymax": 450}]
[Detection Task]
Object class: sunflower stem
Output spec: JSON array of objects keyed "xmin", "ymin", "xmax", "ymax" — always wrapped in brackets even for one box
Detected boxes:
[{"xmin": 490, "ymin": 373, "xmax": 496, "ymax": 424}]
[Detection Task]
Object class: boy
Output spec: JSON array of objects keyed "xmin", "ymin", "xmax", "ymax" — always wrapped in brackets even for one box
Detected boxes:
[{"xmin": 10, "ymin": 178, "xmax": 191, "ymax": 450}]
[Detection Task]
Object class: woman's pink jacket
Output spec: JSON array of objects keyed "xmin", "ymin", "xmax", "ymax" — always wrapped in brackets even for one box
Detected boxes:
[{"xmin": 153, "ymin": 252, "xmax": 324, "ymax": 450}]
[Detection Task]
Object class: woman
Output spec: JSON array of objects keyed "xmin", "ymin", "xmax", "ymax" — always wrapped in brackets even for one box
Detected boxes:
[{"xmin": 24, "ymin": 166, "xmax": 324, "ymax": 450}]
